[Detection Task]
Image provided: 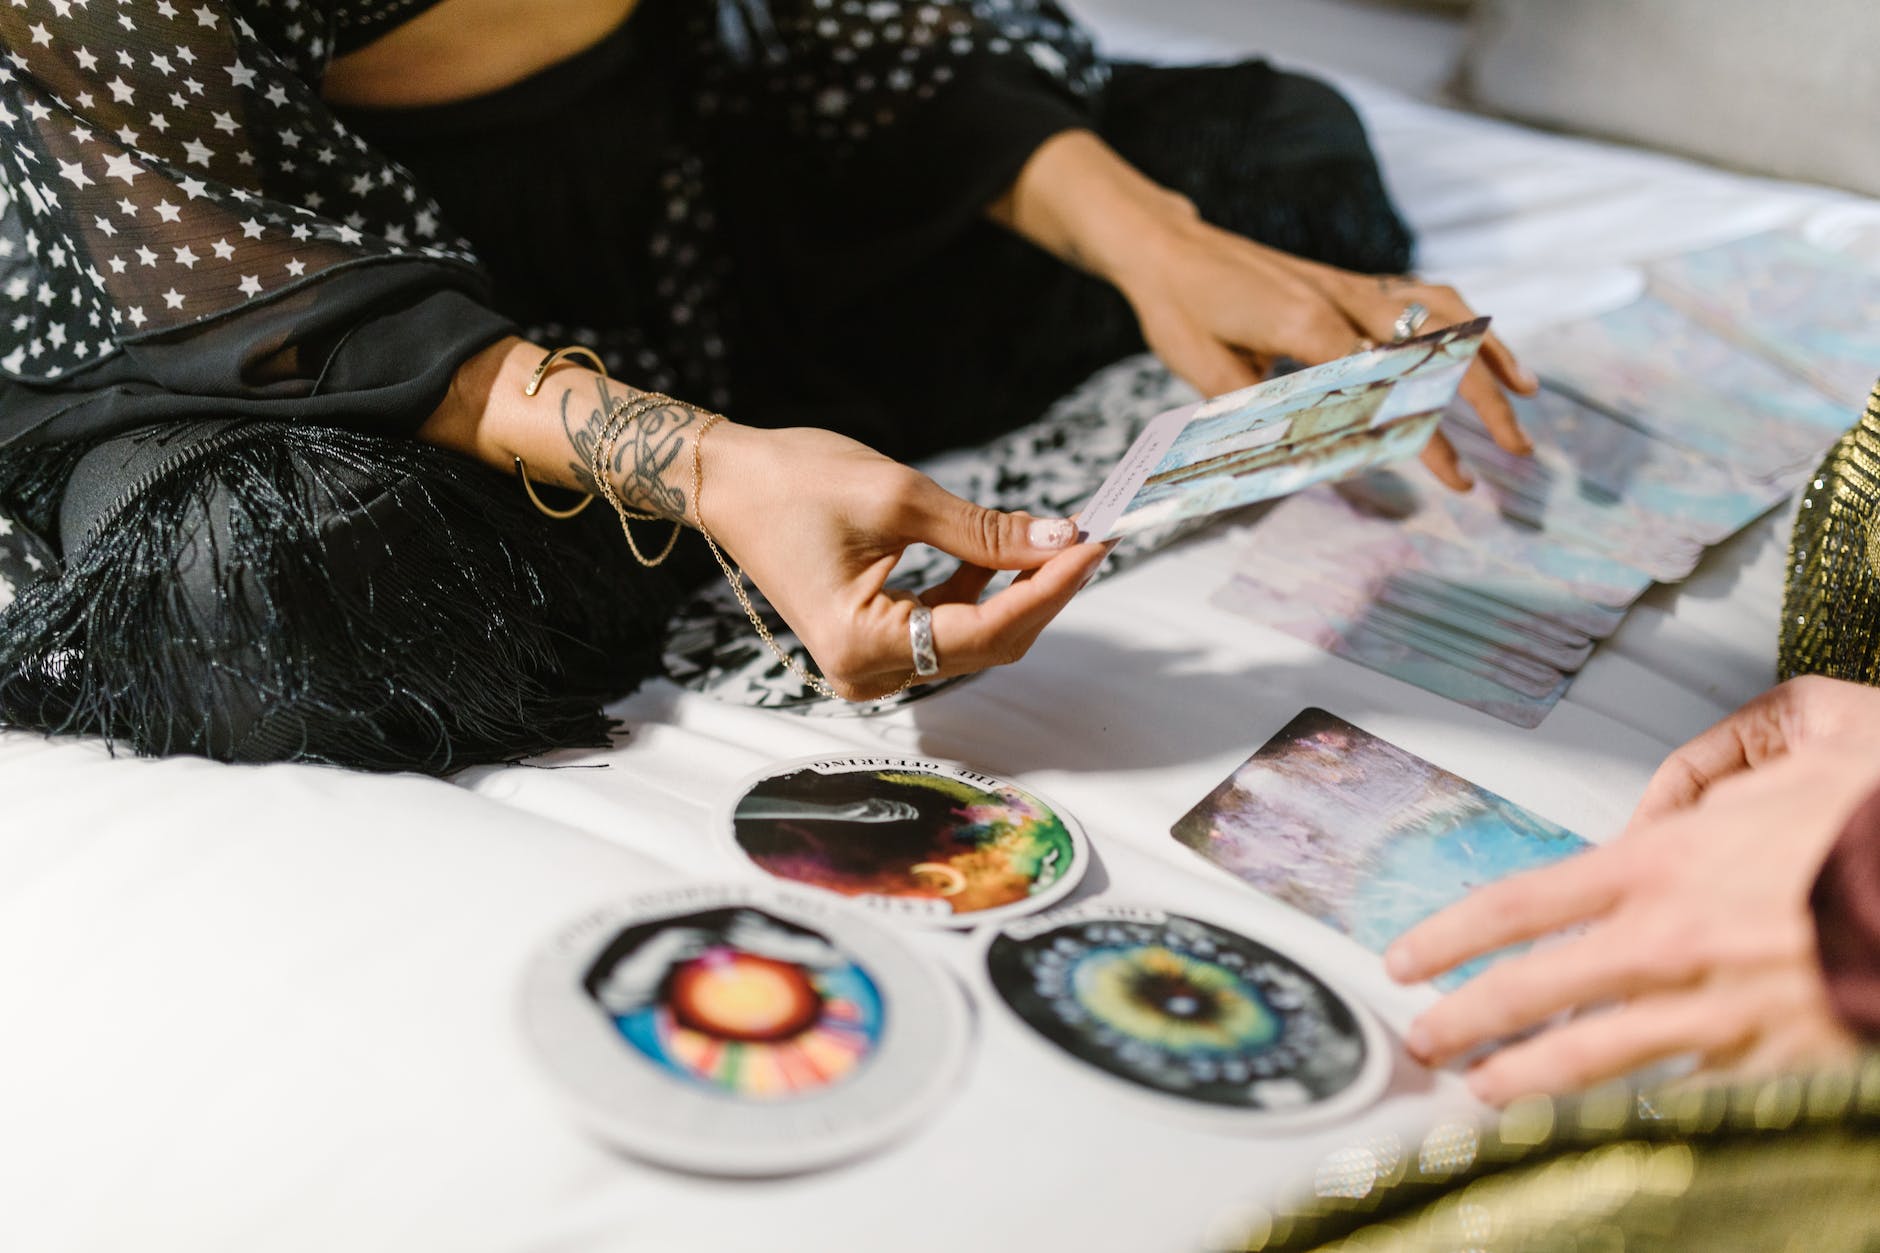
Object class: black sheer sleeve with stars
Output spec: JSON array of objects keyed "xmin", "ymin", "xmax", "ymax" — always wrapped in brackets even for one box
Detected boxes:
[
  {"xmin": 0, "ymin": 0, "xmax": 513, "ymax": 448},
  {"xmin": 0, "ymin": 0, "xmax": 1109, "ymax": 453}
]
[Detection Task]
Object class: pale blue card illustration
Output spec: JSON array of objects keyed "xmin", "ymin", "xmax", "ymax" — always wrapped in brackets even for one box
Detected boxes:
[
  {"xmin": 1649, "ymin": 232, "xmax": 1880, "ymax": 412},
  {"xmin": 1076, "ymin": 320, "xmax": 1486, "ymax": 539},
  {"xmin": 1515, "ymin": 297, "xmax": 1848, "ymax": 479},
  {"xmin": 1171, "ymin": 708, "xmax": 1590, "ymax": 988}
]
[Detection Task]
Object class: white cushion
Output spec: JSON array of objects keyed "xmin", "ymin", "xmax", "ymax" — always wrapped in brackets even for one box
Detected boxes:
[{"xmin": 1464, "ymin": 0, "xmax": 1880, "ymax": 197}]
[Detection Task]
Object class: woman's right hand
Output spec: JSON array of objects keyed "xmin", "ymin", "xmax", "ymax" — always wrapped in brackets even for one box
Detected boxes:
[{"xmin": 699, "ymin": 422, "xmax": 1109, "ymax": 700}]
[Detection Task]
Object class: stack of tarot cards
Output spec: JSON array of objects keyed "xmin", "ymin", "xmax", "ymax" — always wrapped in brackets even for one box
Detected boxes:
[{"xmin": 1212, "ymin": 233, "xmax": 1880, "ymax": 727}]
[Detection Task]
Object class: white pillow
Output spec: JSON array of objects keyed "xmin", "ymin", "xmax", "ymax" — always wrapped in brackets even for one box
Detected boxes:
[{"xmin": 1464, "ymin": 0, "xmax": 1880, "ymax": 197}]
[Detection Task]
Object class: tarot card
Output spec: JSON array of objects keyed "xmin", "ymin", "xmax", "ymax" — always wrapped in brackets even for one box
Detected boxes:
[
  {"xmin": 519, "ymin": 884, "xmax": 968, "ymax": 1176},
  {"xmin": 979, "ymin": 902, "xmax": 1389, "ymax": 1129},
  {"xmin": 1233, "ymin": 483, "xmax": 1646, "ymax": 633},
  {"xmin": 1444, "ymin": 388, "xmax": 1787, "ymax": 551},
  {"xmin": 1333, "ymin": 467, "xmax": 1666, "ymax": 604},
  {"xmin": 1076, "ymin": 320, "xmax": 1487, "ymax": 539},
  {"xmin": 1648, "ymin": 232, "xmax": 1880, "ymax": 411},
  {"xmin": 1170, "ymin": 709, "xmax": 1591, "ymax": 988},
  {"xmin": 722, "ymin": 756, "xmax": 1089, "ymax": 929},
  {"xmin": 1213, "ymin": 569, "xmax": 1571, "ymax": 728},
  {"xmin": 1240, "ymin": 541, "xmax": 1591, "ymax": 680},
  {"xmin": 1515, "ymin": 297, "xmax": 1850, "ymax": 479}
]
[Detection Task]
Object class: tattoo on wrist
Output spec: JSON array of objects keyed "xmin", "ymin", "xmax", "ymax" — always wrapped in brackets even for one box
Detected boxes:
[{"xmin": 559, "ymin": 376, "xmax": 699, "ymax": 522}]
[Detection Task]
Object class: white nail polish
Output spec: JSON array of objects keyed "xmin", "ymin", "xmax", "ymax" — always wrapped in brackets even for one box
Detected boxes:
[{"xmin": 1029, "ymin": 518, "xmax": 1076, "ymax": 549}]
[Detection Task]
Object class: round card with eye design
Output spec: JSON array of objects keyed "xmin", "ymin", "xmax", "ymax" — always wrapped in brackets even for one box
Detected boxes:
[
  {"xmin": 721, "ymin": 756, "xmax": 1090, "ymax": 929},
  {"xmin": 979, "ymin": 903, "xmax": 1388, "ymax": 1130},
  {"xmin": 520, "ymin": 883, "xmax": 969, "ymax": 1176}
]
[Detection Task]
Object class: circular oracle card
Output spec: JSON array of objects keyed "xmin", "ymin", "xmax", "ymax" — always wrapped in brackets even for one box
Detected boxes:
[
  {"xmin": 980, "ymin": 903, "xmax": 1388, "ymax": 1130},
  {"xmin": 520, "ymin": 883, "xmax": 969, "ymax": 1176},
  {"xmin": 721, "ymin": 756, "xmax": 1090, "ymax": 929}
]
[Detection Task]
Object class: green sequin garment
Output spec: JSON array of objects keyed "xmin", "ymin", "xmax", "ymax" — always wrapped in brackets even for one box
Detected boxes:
[
  {"xmin": 1782, "ymin": 382, "xmax": 1880, "ymax": 683},
  {"xmin": 1225, "ymin": 1059, "xmax": 1880, "ymax": 1253}
]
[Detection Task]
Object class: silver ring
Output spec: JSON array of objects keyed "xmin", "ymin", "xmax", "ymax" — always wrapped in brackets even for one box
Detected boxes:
[
  {"xmin": 909, "ymin": 604, "xmax": 940, "ymax": 677},
  {"xmin": 1391, "ymin": 301, "xmax": 1431, "ymax": 341}
]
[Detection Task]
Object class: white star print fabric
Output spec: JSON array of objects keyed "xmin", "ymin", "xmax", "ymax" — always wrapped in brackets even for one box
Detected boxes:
[
  {"xmin": 0, "ymin": 0, "xmax": 478, "ymax": 384},
  {"xmin": 0, "ymin": 0, "xmax": 1105, "ymax": 408},
  {"xmin": 711, "ymin": 0, "xmax": 1104, "ymax": 148}
]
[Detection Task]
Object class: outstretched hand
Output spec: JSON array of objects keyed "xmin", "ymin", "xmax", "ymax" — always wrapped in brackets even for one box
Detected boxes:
[
  {"xmin": 702, "ymin": 423, "xmax": 1108, "ymax": 700},
  {"xmin": 1385, "ymin": 676, "xmax": 1879, "ymax": 1104},
  {"xmin": 1120, "ymin": 220, "xmax": 1538, "ymax": 491}
]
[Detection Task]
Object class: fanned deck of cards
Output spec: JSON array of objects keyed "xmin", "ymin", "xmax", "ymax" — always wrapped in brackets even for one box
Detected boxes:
[
  {"xmin": 1076, "ymin": 320, "xmax": 1488, "ymax": 540},
  {"xmin": 1170, "ymin": 709, "xmax": 1589, "ymax": 990},
  {"xmin": 1214, "ymin": 233, "xmax": 1879, "ymax": 726}
]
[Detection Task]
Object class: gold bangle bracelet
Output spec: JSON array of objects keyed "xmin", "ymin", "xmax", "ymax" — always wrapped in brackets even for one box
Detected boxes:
[{"xmin": 513, "ymin": 345, "xmax": 606, "ymax": 521}]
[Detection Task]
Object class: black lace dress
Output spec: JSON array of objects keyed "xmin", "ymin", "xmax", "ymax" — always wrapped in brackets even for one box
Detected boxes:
[{"xmin": 0, "ymin": 0, "xmax": 1412, "ymax": 772}]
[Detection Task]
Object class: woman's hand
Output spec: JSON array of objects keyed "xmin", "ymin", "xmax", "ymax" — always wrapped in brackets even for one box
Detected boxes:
[
  {"xmin": 1626, "ymin": 675, "xmax": 1880, "ymax": 822},
  {"xmin": 1120, "ymin": 222, "xmax": 1537, "ymax": 490},
  {"xmin": 1384, "ymin": 676, "xmax": 1880, "ymax": 1104},
  {"xmin": 702, "ymin": 422, "xmax": 1109, "ymax": 700},
  {"xmin": 420, "ymin": 338, "xmax": 1107, "ymax": 701},
  {"xmin": 990, "ymin": 131, "xmax": 1538, "ymax": 490}
]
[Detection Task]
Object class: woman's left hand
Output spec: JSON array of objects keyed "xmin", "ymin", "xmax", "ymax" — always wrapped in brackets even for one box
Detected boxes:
[
  {"xmin": 1385, "ymin": 740, "xmax": 1869, "ymax": 1105},
  {"xmin": 989, "ymin": 130, "xmax": 1539, "ymax": 492},
  {"xmin": 1116, "ymin": 216, "xmax": 1538, "ymax": 490}
]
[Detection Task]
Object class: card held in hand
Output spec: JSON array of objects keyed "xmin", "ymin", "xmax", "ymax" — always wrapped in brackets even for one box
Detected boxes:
[
  {"xmin": 1170, "ymin": 708, "xmax": 1589, "ymax": 989},
  {"xmin": 1075, "ymin": 320, "xmax": 1489, "ymax": 540}
]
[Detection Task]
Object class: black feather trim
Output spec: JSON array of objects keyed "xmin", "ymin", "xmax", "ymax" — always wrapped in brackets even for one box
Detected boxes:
[{"xmin": 0, "ymin": 420, "xmax": 678, "ymax": 774}]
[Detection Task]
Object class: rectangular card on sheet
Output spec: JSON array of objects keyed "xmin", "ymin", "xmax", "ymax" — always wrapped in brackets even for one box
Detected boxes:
[
  {"xmin": 1648, "ymin": 232, "xmax": 1880, "ymax": 412},
  {"xmin": 1515, "ymin": 297, "xmax": 1850, "ymax": 479},
  {"xmin": 1443, "ymin": 388, "xmax": 1790, "ymax": 553},
  {"xmin": 1075, "ymin": 320, "xmax": 1488, "ymax": 540},
  {"xmin": 1170, "ymin": 708, "xmax": 1590, "ymax": 988}
]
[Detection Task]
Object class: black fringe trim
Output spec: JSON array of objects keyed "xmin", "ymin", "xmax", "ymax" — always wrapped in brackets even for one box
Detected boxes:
[{"xmin": 0, "ymin": 421, "xmax": 675, "ymax": 774}]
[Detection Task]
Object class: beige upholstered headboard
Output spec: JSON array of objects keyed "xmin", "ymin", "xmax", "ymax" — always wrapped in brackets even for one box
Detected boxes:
[{"xmin": 1461, "ymin": 0, "xmax": 1880, "ymax": 197}]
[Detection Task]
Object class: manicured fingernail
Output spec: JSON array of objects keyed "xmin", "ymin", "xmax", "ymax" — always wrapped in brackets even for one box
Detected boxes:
[
  {"xmin": 1384, "ymin": 941, "xmax": 1413, "ymax": 981},
  {"xmin": 1520, "ymin": 366, "xmax": 1540, "ymax": 390},
  {"xmin": 1029, "ymin": 518, "xmax": 1076, "ymax": 549},
  {"xmin": 1405, "ymin": 1020, "xmax": 1434, "ymax": 1062},
  {"xmin": 1465, "ymin": 1066, "xmax": 1497, "ymax": 1103}
]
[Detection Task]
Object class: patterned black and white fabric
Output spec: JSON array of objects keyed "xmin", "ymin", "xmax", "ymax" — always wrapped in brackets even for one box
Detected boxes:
[{"xmin": 0, "ymin": 503, "xmax": 54, "ymax": 613}]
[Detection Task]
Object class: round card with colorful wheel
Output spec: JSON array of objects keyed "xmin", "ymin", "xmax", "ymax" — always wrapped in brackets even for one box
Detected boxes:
[
  {"xmin": 520, "ymin": 883, "xmax": 969, "ymax": 1175},
  {"xmin": 721, "ymin": 756, "xmax": 1090, "ymax": 929},
  {"xmin": 979, "ymin": 903, "xmax": 1388, "ymax": 1130}
]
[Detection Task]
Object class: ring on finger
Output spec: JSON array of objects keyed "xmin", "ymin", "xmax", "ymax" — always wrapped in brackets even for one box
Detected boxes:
[
  {"xmin": 909, "ymin": 604, "xmax": 940, "ymax": 677},
  {"xmin": 1392, "ymin": 301, "xmax": 1431, "ymax": 341}
]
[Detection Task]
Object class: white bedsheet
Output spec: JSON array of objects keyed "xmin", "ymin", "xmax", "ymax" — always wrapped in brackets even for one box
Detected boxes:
[{"xmin": 4, "ymin": 5, "xmax": 1877, "ymax": 1252}]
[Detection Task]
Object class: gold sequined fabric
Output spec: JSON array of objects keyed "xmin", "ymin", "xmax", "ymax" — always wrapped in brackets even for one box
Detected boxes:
[
  {"xmin": 1222, "ymin": 1058, "xmax": 1880, "ymax": 1253},
  {"xmin": 1781, "ymin": 381, "xmax": 1880, "ymax": 682}
]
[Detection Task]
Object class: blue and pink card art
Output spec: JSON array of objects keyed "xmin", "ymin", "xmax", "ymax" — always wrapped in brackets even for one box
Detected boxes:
[
  {"xmin": 1648, "ymin": 232, "xmax": 1880, "ymax": 413},
  {"xmin": 1075, "ymin": 321, "xmax": 1486, "ymax": 540},
  {"xmin": 1514, "ymin": 295, "xmax": 1850, "ymax": 481},
  {"xmin": 1170, "ymin": 708, "xmax": 1589, "ymax": 989}
]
